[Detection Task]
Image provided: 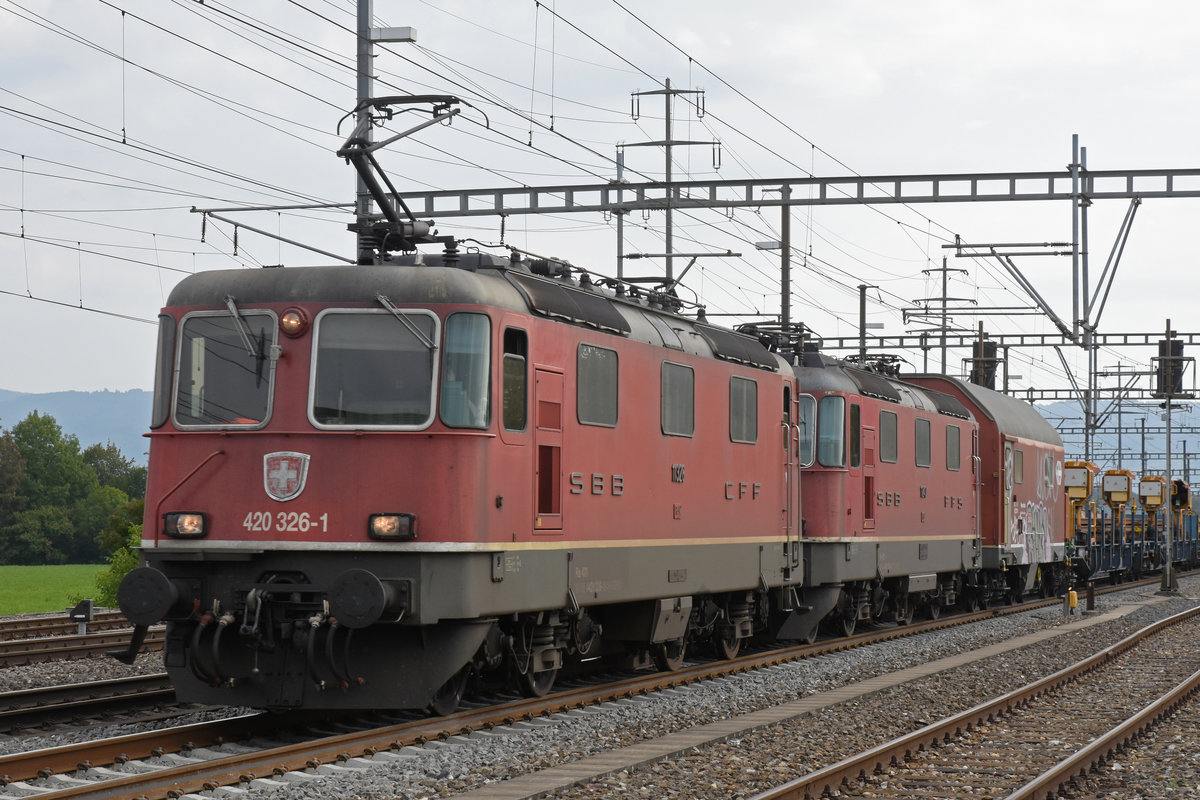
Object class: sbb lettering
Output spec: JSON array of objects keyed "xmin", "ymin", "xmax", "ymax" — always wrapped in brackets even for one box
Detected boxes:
[{"xmin": 569, "ymin": 472, "xmax": 624, "ymax": 496}]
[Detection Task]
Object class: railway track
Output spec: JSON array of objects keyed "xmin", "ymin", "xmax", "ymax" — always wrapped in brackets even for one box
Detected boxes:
[
  {"xmin": 0, "ymin": 628, "xmax": 165, "ymax": 669},
  {"xmin": 0, "ymin": 586, "xmax": 1059, "ymax": 740},
  {"xmin": 0, "ymin": 675, "xmax": 178, "ymax": 737},
  {"xmin": 0, "ymin": 589, "xmax": 1145, "ymax": 800},
  {"xmin": 0, "ymin": 576, "xmax": 1183, "ymax": 798},
  {"xmin": 750, "ymin": 605, "xmax": 1200, "ymax": 800},
  {"xmin": 0, "ymin": 610, "xmax": 130, "ymax": 641}
]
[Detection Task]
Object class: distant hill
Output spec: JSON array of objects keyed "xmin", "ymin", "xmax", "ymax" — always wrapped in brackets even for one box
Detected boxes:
[
  {"xmin": 1037, "ymin": 399, "xmax": 1200, "ymax": 478},
  {"xmin": 0, "ymin": 389, "xmax": 151, "ymax": 464}
]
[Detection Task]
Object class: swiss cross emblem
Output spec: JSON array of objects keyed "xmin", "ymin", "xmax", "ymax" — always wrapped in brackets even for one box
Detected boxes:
[{"xmin": 264, "ymin": 452, "xmax": 310, "ymax": 502}]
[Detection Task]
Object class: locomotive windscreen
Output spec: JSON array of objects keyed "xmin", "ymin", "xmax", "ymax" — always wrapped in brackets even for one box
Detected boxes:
[{"xmin": 175, "ymin": 312, "xmax": 274, "ymax": 426}]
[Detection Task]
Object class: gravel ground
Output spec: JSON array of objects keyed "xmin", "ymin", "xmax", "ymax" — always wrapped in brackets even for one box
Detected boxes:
[{"xmin": 4, "ymin": 581, "xmax": 1199, "ymax": 799}]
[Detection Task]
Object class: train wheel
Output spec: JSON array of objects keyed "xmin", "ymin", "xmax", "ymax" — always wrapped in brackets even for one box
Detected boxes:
[
  {"xmin": 839, "ymin": 616, "xmax": 856, "ymax": 637},
  {"xmin": 654, "ymin": 638, "xmax": 687, "ymax": 671},
  {"xmin": 428, "ymin": 666, "xmax": 470, "ymax": 716},
  {"xmin": 712, "ymin": 627, "xmax": 741, "ymax": 661},
  {"xmin": 895, "ymin": 602, "xmax": 914, "ymax": 626},
  {"xmin": 520, "ymin": 667, "xmax": 558, "ymax": 698},
  {"xmin": 927, "ymin": 601, "xmax": 942, "ymax": 620}
]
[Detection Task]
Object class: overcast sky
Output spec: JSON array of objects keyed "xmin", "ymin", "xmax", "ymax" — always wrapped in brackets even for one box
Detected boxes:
[{"xmin": 3, "ymin": 0, "xmax": 1199, "ymax": 400}]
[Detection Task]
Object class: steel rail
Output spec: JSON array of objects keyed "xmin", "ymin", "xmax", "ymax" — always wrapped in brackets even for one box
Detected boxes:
[
  {"xmin": 0, "ymin": 611, "xmax": 129, "ymax": 641},
  {"xmin": 748, "ymin": 604, "xmax": 1200, "ymax": 800},
  {"xmin": 0, "ymin": 629, "xmax": 165, "ymax": 668},
  {"xmin": 1005, "ymin": 666, "xmax": 1200, "ymax": 800},
  {"xmin": 0, "ymin": 675, "xmax": 176, "ymax": 734}
]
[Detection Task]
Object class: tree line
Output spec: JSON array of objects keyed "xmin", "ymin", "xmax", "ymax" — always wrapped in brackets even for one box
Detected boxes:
[{"xmin": 0, "ymin": 411, "xmax": 145, "ymax": 565}]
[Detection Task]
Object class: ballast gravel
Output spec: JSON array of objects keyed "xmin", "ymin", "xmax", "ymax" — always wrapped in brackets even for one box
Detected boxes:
[{"xmin": 2, "ymin": 580, "xmax": 1199, "ymax": 800}]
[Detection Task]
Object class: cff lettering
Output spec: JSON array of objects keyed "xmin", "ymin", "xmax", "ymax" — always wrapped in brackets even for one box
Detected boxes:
[{"xmin": 724, "ymin": 481, "xmax": 763, "ymax": 500}]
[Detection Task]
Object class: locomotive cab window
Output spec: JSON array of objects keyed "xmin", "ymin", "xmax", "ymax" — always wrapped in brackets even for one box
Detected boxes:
[
  {"xmin": 311, "ymin": 309, "xmax": 438, "ymax": 428},
  {"xmin": 152, "ymin": 314, "xmax": 176, "ymax": 429},
  {"xmin": 730, "ymin": 376, "xmax": 757, "ymax": 443},
  {"xmin": 816, "ymin": 395, "xmax": 845, "ymax": 467},
  {"xmin": 797, "ymin": 394, "xmax": 816, "ymax": 466},
  {"xmin": 946, "ymin": 424, "xmax": 961, "ymax": 471},
  {"xmin": 174, "ymin": 310, "xmax": 275, "ymax": 427},
  {"xmin": 879, "ymin": 410, "xmax": 898, "ymax": 463},
  {"xmin": 502, "ymin": 328, "xmax": 528, "ymax": 431},
  {"xmin": 914, "ymin": 418, "xmax": 931, "ymax": 468},
  {"xmin": 440, "ymin": 313, "xmax": 491, "ymax": 429},
  {"xmin": 661, "ymin": 361, "xmax": 694, "ymax": 437},
  {"xmin": 578, "ymin": 344, "xmax": 618, "ymax": 426}
]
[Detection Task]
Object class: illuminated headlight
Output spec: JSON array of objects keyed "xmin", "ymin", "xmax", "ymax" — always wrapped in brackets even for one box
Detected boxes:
[
  {"xmin": 163, "ymin": 512, "xmax": 207, "ymax": 538},
  {"xmin": 280, "ymin": 307, "xmax": 308, "ymax": 337},
  {"xmin": 369, "ymin": 513, "xmax": 417, "ymax": 540}
]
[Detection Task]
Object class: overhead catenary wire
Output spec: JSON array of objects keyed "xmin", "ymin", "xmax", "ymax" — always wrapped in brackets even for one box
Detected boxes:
[{"xmin": 0, "ymin": 1, "xmax": 1163, "ymax": 408}]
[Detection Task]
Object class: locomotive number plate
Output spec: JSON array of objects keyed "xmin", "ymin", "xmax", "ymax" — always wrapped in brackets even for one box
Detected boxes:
[{"xmin": 243, "ymin": 511, "xmax": 330, "ymax": 533}]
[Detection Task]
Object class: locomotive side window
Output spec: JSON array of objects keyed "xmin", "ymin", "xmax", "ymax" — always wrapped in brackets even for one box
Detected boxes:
[
  {"xmin": 914, "ymin": 418, "xmax": 931, "ymax": 467},
  {"xmin": 502, "ymin": 328, "xmax": 528, "ymax": 431},
  {"xmin": 1014, "ymin": 448, "xmax": 1024, "ymax": 484},
  {"xmin": 661, "ymin": 361, "xmax": 694, "ymax": 437},
  {"xmin": 849, "ymin": 403, "xmax": 861, "ymax": 468},
  {"xmin": 578, "ymin": 344, "xmax": 618, "ymax": 426},
  {"xmin": 796, "ymin": 394, "xmax": 815, "ymax": 466},
  {"xmin": 879, "ymin": 410, "xmax": 898, "ymax": 463},
  {"xmin": 946, "ymin": 424, "xmax": 961, "ymax": 471},
  {"xmin": 816, "ymin": 395, "xmax": 845, "ymax": 467},
  {"xmin": 730, "ymin": 376, "xmax": 758, "ymax": 443},
  {"xmin": 311, "ymin": 310, "xmax": 437, "ymax": 428},
  {"xmin": 175, "ymin": 311, "xmax": 274, "ymax": 427},
  {"xmin": 440, "ymin": 313, "xmax": 491, "ymax": 429},
  {"xmin": 152, "ymin": 314, "xmax": 176, "ymax": 429}
]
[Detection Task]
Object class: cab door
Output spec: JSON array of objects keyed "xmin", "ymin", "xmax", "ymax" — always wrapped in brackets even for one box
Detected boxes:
[
  {"xmin": 783, "ymin": 388, "xmax": 800, "ymax": 570},
  {"xmin": 533, "ymin": 367, "xmax": 564, "ymax": 532}
]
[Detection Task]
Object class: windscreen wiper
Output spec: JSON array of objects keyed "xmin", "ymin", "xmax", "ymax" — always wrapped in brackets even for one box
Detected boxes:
[
  {"xmin": 375, "ymin": 293, "xmax": 438, "ymax": 351},
  {"xmin": 224, "ymin": 295, "xmax": 267, "ymax": 384}
]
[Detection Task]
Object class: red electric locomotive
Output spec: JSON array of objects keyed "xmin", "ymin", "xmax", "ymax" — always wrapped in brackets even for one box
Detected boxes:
[
  {"xmin": 116, "ymin": 250, "xmax": 829, "ymax": 712},
  {"xmin": 788, "ymin": 351, "xmax": 981, "ymax": 632}
]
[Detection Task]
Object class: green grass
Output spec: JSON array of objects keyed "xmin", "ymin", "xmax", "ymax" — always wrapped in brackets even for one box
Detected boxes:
[{"xmin": 0, "ymin": 564, "xmax": 108, "ymax": 615}]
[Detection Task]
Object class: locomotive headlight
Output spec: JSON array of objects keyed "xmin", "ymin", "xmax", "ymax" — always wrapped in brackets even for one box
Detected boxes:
[
  {"xmin": 369, "ymin": 513, "xmax": 417, "ymax": 540},
  {"xmin": 280, "ymin": 307, "xmax": 308, "ymax": 337},
  {"xmin": 163, "ymin": 512, "xmax": 207, "ymax": 538}
]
